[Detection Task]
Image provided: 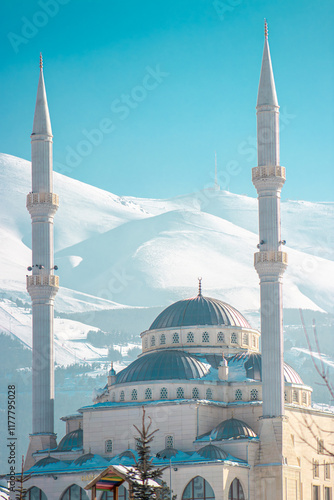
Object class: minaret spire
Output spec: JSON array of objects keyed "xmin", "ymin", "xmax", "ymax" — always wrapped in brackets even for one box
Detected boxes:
[
  {"xmin": 252, "ymin": 23, "xmax": 287, "ymax": 418},
  {"xmin": 25, "ymin": 55, "xmax": 59, "ymax": 469}
]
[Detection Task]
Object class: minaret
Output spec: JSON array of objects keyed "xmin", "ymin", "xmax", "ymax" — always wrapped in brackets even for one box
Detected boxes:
[
  {"xmin": 252, "ymin": 22, "xmax": 287, "ymax": 418},
  {"xmin": 25, "ymin": 54, "xmax": 59, "ymax": 468}
]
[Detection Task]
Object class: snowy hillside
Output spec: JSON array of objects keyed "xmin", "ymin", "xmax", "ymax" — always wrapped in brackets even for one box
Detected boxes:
[{"xmin": 0, "ymin": 152, "xmax": 333, "ymax": 365}]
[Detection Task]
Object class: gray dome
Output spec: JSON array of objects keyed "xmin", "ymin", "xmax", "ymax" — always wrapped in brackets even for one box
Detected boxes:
[
  {"xmin": 156, "ymin": 448, "xmax": 179, "ymax": 459},
  {"xmin": 149, "ymin": 294, "xmax": 251, "ymax": 330},
  {"xmin": 57, "ymin": 428, "xmax": 83, "ymax": 452},
  {"xmin": 33, "ymin": 456, "xmax": 60, "ymax": 468},
  {"xmin": 116, "ymin": 350, "xmax": 209, "ymax": 384},
  {"xmin": 203, "ymin": 418, "xmax": 257, "ymax": 441},
  {"xmin": 197, "ymin": 444, "xmax": 228, "ymax": 460}
]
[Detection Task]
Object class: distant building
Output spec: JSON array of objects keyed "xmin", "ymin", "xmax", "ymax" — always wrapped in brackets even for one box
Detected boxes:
[{"xmin": 22, "ymin": 24, "xmax": 333, "ymax": 500}]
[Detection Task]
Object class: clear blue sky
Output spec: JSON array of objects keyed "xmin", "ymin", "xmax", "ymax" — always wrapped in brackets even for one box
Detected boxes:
[{"xmin": 1, "ymin": 0, "xmax": 333, "ymax": 201}]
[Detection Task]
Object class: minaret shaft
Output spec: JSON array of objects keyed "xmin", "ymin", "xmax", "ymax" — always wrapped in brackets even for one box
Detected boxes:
[
  {"xmin": 26, "ymin": 61, "xmax": 59, "ymax": 440},
  {"xmin": 253, "ymin": 30, "xmax": 287, "ymax": 419}
]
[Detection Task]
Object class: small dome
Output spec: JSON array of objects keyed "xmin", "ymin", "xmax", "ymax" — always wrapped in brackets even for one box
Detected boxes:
[
  {"xmin": 34, "ymin": 456, "xmax": 60, "ymax": 468},
  {"xmin": 208, "ymin": 418, "xmax": 257, "ymax": 441},
  {"xmin": 197, "ymin": 444, "xmax": 228, "ymax": 460},
  {"xmin": 149, "ymin": 295, "xmax": 251, "ymax": 330},
  {"xmin": 57, "ymin": 428, "xmax": 83, "ymax": 452},
  {"xmin": 116, "ymin": 350, "xmax": 209, "ymax": 384},
  {"xmin": 73, "ymin": 453, "xmax": 94, "ymax": 466},
  {"xmin": 156, "ymin": 448, "xmax": 179, "ymax": 459}
]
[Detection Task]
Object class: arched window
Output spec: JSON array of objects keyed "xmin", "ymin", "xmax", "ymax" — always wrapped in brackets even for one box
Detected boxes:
[
  {"xmin": 160, "ymin": 387, "xmax": 168, "ymax": 399},
  {"xmin": 202, "ymin": 332, "xmax": 210, "ymax": 343},
  {"xmin": 120, "ymin": 390, "xmax": 125, "ymax": 402},
  {"xmin": 228, "ymin": 479, "xmax": 245, "ymax": 500},
  {"xmin": 160, "ymin": 334, "xmax": 166, "ymax": 345},
  {"xmin": 284, "ymin": 391, "xmax": 288, "ymax": 402},
  {"xmin": 292, "ymin": 390, "xmax": 298, "ymax": 403},
  {"xmin": 243, "ymin": 333, "xmax": 248, "ymax": 345},
  {"xmin": 145, "ymin": 388, "xmax": 152, "ymax": 400},
  {"xmin": 235, "ymin": 389, "xmax": 242, "ymax": 401},
  {"xmin": 25, "ymin": 487, "xmax": 47, "ymax": 500},
  {"xmin": 61, "ymin": 484, "xmax": 89, "ymax": 500},
  {"xmin": 111, "ymin": 392, "xmax": 115, "ymax": 402},
  {"xmin": 131, "ymin": 389, "xmax": 138, "ymax": 401},
  {"xmin": 105, "ymin": 439, "xmax": 113, "ymax": 453},
  {"xmin": 217, "ymin": 332, "xmax": 224, "ymax": 343},
  {"xmin": 100, "ymin": 485, "xmax": 128, "ymax": 499},
  {"xmin": 176, "ymin": 387, "xmax": 184, "ymax": 399},
  {"xmin": 192, "ymin": 387, "xmax": 199, "ymax": 399},
  {"xmin": 172, "ymin": 333, "xmax": 179, "ymax": 343},
  {"xmin": 144, "ymin": 338, "xmax": 148, "ymax": 349},
  {"xmin": 150, "ymin": 336, "xmax": 155, "ymax": 347},
  {"xmin": 302, "ymin": 392, "xmax": 307, "ymax": 404},
  {"xmin": 187, "ymin": 332, "xmax": 194, "ymax": 343},
  {"xmin": 250, "ymin": 389, "xmax": 258, "ymax": 401},
  {"xmin": 252, "ymin": 336, "xmax": 256, "ymax": 347},
  {"xmin": 231, "ymin": 333, "xmax": 237, "ymax": 344},
  {"xmin": 206, "ymin": 388, "xmax": 213, "ymax": 400},
  {"xmin": 165, "ymin": 435, "xmax": 174, "ymax": 448},
  {"xmin": 182, "ymin": 476, "xmax": 215, "ymax": 500}
]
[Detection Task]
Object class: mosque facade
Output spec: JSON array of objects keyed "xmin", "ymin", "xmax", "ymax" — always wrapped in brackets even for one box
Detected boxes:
[{"xmin": 21, "ymin": 24, "xmax": 333, "ymax": 500}]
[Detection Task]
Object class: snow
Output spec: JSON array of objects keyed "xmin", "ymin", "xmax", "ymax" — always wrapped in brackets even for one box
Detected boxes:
[{"xmin": 0, "ymin": 152, "xmax": 333, "ymax": 369}]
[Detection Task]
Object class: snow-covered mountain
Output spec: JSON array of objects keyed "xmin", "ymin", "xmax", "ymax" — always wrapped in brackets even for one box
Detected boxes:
[{"xmin": 0, "ymin": 152, "xmax": 333, "ymax": 365}]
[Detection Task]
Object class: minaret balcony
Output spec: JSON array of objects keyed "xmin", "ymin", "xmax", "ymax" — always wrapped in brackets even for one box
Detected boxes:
[
  {"xmin": 254, "ymin": 251, "xmax": 288, "ymax": 266},
  {"xmin": 27, "ymin": 274, "xmax": 59, "ymax": 288},
  {"xmin": 27, "ymin": 192, "xmax": 59, "ymax": 207},
  {"xmin": 252, "ymin": 166, "xmax": 285, "ymax": 181}
]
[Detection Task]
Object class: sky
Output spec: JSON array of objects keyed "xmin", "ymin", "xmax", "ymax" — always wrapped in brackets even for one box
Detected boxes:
[{"xmin": 0, "ymin": 0, "xmax": 333, "ymax": 201}]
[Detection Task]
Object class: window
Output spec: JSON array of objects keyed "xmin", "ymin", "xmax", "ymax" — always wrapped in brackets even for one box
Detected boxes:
[
  {"xmin": 105, "ymin": 439, "xmax": 113, "ymax": 453},
  {"xmin": 202, "ymin": 332, "xmax": 210, "ymax": 343},
  {"xmin": 217, "ymin": 332, "xmax": 224, "ymax": 343},
  {"xmin": 235, "ymin": 389, "xmax": 242, "ymax": 401},
  {"xmin": 252, "ymin": 336, "xmax": 256, "ymax": 347},
  {"xmin": 302, "ymin": 392, "xmax": 307, "ymax": 404},
  {"xmin": 120, "ymin": 390, "xmax": 125, "ymax": 402},
  {"xmin": 145, "ymin": 388, "xmax": 152, "ymax": 400},
  {"xmin": 60, "ymin": 485, "xmax": 89, "ymax": 500},
  {"xmin": 206, "ymin": 388, "xmax": 213, "ymax": 400},
  {"xmin": 101, "ymin": 486, "xmax": 128, "ymax": 500},
  {"xmin": 160, "ymin": 387, "xmax": 168, "ymax": 399},
  {"xmin": 144, "ymin": 338, "xmax": 148, "ymax": 349},
  {"xmin": 192, "ymin": 387, "xmax": 199, "ymax": 399},
  {"xmin": 250, "ymin": 389, "xmax": 258, "ymax": 401},
  {"xmin": 292, "ymin": 390, "xmax": 298, "ymax": 403},
  {"xmin": 324, "ymin": 487, "xmax": 332, "ymax": 500},
  {"xmin": 131, "ymin": 389, "xmax": 137, "ymax": 401},
  {"xmin": 182, "ymin": 476, "xmax": 215, "ymax": 500},
  {"xmin": 317, "ymin": 438, "xmax": 324, "ymax": 454},
  {"xmin": 165, "ymin": 435, "xmax": 174, "ymax": 448},
  {"xmin": 243, "ymin": 333, "xmax": 248, "ymax": 345},
  {"xmin": 111, "ymin": 392, "xmax": 115, "ymax": 402},
  {"xmin": 25, "ymin": 487, "xmax": 47, "ymax": 500},
  {"xmin": 231, "ymin": 333, "xmax": 237, "ymax": 344},
  {"xmin": 150, "ymin": 336, "xmax": 155, "ymax": 347},
  {"xmin": 284, "ymin": 391, "xmax": 288, "ymax": 402},
  {"xmin": 313, "ymin": 485, "xmax": 320, "ymax": 500},
  {"xmin": 176, "ymin": 387, "xmax": 184, "ymax": 399},
  {"xmin": 172, "ymin": 332, "xmax": 179, "ymax": 343},
  {"xmin": 313, "ymin": 460, "xmax": 320, "ymax": 478},
  {"xmin": 228, "ymin": 479, "xmax": 245, "ymax": 500},
  {"xmin": 325, "ymin": 463, "xmax": 331, "ymax": 479},
  {"xmin": 187, "ymin": 332, "xmax": 194, "ymax": 343},
  {"xmin": 160, "ymin": 334, "xmax": 166, "ymax": 345}
]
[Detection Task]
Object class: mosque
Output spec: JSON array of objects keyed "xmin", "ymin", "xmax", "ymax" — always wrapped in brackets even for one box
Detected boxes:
[{"xmin": 21, "ymin": 23, "xmax": 333, "ymax": 500}]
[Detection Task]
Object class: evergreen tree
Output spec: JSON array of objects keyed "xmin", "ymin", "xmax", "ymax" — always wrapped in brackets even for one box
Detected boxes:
[
  {"xmin": 15, "ymin": 455, "xmax": 32, "ymax": 500},
  {"xmin": 155, "ymin": 480, "xmax": 177, "ymax": 500},
  {"xmin": 125, "ymin": 407, "xmax": 165, "ymax": 499}
]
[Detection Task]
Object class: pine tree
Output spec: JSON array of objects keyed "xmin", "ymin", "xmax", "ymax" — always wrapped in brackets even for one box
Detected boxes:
[
  {"xmin": 15, "ymin": 455, "xmax": 32, "ymax": 500},
  {"xmin": 125, "ymin": 407, "xmax": 165, "ymax": 500},
  {"xmin": 155, "ymin": 480, "xmax": 177, "ymax": 500}
]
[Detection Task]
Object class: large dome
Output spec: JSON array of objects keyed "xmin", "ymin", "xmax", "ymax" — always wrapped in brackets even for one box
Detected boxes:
[
  {"xmin": 149, "ymin": 294, "xmax": 251, "ymax": 330},
  {"xmin": 116, "ymin": 350, "xmax": 210, "ymax": 384}
]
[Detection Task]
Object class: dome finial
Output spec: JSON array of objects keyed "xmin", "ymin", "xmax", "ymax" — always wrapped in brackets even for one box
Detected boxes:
[
  {"xmin": 264, "ymin": 19, "xmax": 268, "ymax": 39},
  {"xmin": 39, "ymin": 52, "xmax": 43, "ymax": 70},
  {"xmin": 198, "ymin": 277, "xmax": 202, "ymax": 296}
]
